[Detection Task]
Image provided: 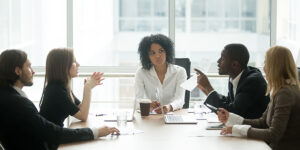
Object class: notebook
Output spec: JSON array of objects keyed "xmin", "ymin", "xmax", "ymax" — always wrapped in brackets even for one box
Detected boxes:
[{"xmin": 164, "ymin": 115, "xmax": 197, "ymax": 124}]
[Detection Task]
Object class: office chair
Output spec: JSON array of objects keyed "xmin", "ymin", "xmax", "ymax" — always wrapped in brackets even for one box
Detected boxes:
[
  {"xmin": 298, "ymin": 67, "xmax": 300, "ymax": 81},
  {"xmin": 0, "ymin": 141, "xmax": 5, "ymax": 150},
  {"xmin": 174, "ymin": 58, "xmax": 191, "ymax": 108}
]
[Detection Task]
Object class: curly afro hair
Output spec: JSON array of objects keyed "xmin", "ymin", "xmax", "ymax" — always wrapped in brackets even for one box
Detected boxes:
[{"xmin": 138, "ymin": 34, "xmax": 175, "ymax": 70}]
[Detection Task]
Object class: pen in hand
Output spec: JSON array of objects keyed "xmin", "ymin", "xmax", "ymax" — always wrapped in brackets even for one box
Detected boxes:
[
  {"xmin": 217, "ymin": 109, "xmax": 225, "ymax": 114},
  {"xmin": 217, "ymin": 108, "xmax": 229, "ymax": 123}
]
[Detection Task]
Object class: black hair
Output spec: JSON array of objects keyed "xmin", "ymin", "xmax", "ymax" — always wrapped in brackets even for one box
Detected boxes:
[
  {"xmin": 224, "ymin": 43, "xmax": 249, "ymax": 69},
  {"xmin": 0, "ymin": 49, "xmax": 27, "ymax": 87},
  {"xmin": 138, "ymin": 34, "xmax": 175, "ymax": 70}
]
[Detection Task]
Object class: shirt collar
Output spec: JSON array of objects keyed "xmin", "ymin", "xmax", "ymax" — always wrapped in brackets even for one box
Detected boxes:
[
  {"xmin": 149, "ymin": 64, "xmax": 176, "ymax": 78},
  {"xmin": 12, "ymin": 85, "xmax": 28, "ymax": 98},
  {"xmin": 230, "ymin": 70, "xmax": 244, "ymax": 87}
]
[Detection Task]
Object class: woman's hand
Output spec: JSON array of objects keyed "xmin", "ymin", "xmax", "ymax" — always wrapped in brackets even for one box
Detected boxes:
[
  {"xmin": 84, "ymin": 72, "xmax": 104, "ymax": 90},
  {"xmin": 154, "ymin": 104, "xmax": 173, "ymax": 114},
  {"xmin": 98, "ymin": 126, "xmax": 120, "ymax": 137},
  {"xmin": 217, "ymin": 108, "xmax": 229, "ymax": 123},
  {"xmin": 150, "ymin": 100, "xmax": 160, "ymax": 112},
  {"xmin": 220, "ymin": 126, "xmax": 232, "ymax": 135}
]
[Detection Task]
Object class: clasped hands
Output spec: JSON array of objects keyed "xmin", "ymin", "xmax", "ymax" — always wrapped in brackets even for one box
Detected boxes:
[
  {"xmin": 84, "ymin": 72, "xmax": 105, "ymax": 90},
  {"xmin": 150, "ymin": 101, "xmax": 173, "ymax": 114}
]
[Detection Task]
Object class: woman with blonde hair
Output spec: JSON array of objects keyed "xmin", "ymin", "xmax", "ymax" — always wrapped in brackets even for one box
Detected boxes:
[{"xmin": 218, "ymin": 46, "xmax": 300, "ymax": 150}]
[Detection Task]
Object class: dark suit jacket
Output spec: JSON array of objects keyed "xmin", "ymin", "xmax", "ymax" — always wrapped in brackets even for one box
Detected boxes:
[
  {"xmin": 244, "ymin": 85, "xmax": 300, "ymax": 150},
  {"xmin": 204, "ymin": 66, "xmax": 270, "ymax": 119},
  {"xmin": 0, "ymin": 86, "xmax": 94, "ymax": 150}
]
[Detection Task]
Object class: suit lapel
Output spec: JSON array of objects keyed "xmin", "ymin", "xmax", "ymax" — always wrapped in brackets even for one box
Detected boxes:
[{"xmin": 228, "ymin": 81, "xmax": 234, "ymax": 101}]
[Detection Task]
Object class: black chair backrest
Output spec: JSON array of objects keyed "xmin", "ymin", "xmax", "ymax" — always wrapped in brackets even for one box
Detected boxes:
[
  {"xmin": 0, "ymin": 141, "xmax": 5, "ymax": 150},
  {"xmin": 298, "ymin": 68, "xmax": 300, "ymax": 81},
  {"xmin": 174, "ymin": 58, "xmax": 191, "ymax": 108}
]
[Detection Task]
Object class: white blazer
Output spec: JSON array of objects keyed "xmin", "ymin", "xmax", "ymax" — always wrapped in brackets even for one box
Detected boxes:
[{"xmin": 134, "ymin": 64, "xmax": 187, "ymax": 110}]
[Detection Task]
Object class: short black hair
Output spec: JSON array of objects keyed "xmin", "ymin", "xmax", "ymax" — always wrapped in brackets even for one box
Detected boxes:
[
  {"xmin": 138, "ymin": 34, "xmax": 175, "ymax": 70},
  {"xmin": 223, "ymin": 44, "xmax": 249, "ymax": 69},
  {"xmin": 0, "ymin": 49, "xmax": 27, "ymax": 87}
]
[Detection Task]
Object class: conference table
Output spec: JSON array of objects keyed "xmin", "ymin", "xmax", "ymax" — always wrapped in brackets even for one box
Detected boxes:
[{"xmin": 59, "ymin": 109, "xmax": 271, "ymax": 150}]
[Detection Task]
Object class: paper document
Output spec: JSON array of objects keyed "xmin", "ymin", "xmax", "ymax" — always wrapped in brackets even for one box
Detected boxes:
[
  {"xmin": 180, "ymin": 75, "xmax": 198, "ymax": 91},
  {"xmin": 197, "ymin": 58, "xmax": 212, "ymax": 73},
  {"xmin": 118, "ymin": 128, "xmax": 144, "ymax": 135}
]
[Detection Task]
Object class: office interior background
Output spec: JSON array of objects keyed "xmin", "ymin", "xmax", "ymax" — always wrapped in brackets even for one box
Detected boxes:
[{"xmin": 0, "ymin": 0, "xmax": 299, "ymax": 110}]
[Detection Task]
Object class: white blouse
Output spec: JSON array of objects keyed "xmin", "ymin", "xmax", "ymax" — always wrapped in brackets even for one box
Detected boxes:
[{"xmin": 134, "ymin": 64, "xmax": 187, "ymax": 110}]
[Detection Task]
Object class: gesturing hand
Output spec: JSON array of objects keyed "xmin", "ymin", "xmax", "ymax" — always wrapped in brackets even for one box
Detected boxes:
[
  {"xmin": 84, "ymin": 72, "xmax": 104, "ymax": 90},
  {"xmin": 194, "ymin": 68, "xmax": 214, "ymax": 96}
]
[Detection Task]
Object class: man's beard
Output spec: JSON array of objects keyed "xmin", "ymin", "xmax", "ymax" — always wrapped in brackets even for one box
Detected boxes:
[{"xmin": 19, "ymin": 74, "xmax": 33, "ymax": 86}]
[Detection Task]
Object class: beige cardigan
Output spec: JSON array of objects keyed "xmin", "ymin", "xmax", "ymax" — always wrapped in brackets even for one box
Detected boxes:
[{"xmin": 243, "ymin": 85, "xmax": 300, "ymax": 150}]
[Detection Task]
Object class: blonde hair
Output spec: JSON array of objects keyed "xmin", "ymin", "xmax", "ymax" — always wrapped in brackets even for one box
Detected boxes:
[{"xmin": 265, "ymin": 46, "xmax": 300, "ymax": 99}]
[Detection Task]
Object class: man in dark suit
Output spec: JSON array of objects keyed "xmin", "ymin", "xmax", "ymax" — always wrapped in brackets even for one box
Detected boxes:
[
  {"xmin": 0, "ymin": 49, "xmax": 119, "ymax": 150},
  {"xmin": 195, "ymin": 44, "xmax": 269, "ymax": 119}
]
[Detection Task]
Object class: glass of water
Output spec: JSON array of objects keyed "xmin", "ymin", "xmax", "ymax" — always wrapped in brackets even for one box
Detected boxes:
[{"xmin": 116, "ymin": 111, "xmax": 127, "ymax": 128}]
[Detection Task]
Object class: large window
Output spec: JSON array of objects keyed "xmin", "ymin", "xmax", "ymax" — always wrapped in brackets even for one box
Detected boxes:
[
  {"xmin": 277, "ymin": 0, "xmax": 300, "ymax": 64},
  {"xmin": 1, "ymin": 0, "xmax": 273, "ymax": 105},
  {"xmin": 73, "ymin": 0, "xmax": 169, "ymax": 67},
  {"xmin": 175, "ymin": 0, "xmax": 270, "ymax": 99},
  {"xmin": 0, "ymin": 0, "xmax": 67, "ymax": 66}
]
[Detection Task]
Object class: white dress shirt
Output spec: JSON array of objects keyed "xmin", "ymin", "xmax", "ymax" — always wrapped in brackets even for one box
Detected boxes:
[
  {"xmin": 206, "ymin": 70, "xmax": 243, "ymax": 97},
  {"xmin": 13, "ymin": 86, "xmax": 28, "ymax": 98},
  {"xmin": 135, "ymin": 64, "xmax": 187, "ymax": 110},
  {"xmin": 226, "ymin": 112, "xmax": 250, "ymax": 137},
  {"xmin": 229, "ymin": 70, "xmax": 244, "ymax": 97}
]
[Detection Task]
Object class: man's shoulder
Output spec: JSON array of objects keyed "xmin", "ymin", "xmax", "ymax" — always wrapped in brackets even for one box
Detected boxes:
[
  {"xmin": 0, "ymin": 86, "xmax": 21, "ymax": 100},
  {"xmin": 242, "ymin": 66, "xmax": 264, "ymax": 80},
  {"xmin": 0, "ymin": 87, "xmax": 36, "ymax": 114}
]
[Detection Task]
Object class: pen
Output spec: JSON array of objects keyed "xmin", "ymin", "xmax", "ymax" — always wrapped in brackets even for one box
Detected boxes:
[
  {"xmin": 204, "ymin": 103, "xmax": 225, "ymax": 114},
  {"xmin": 96, "ymin": 114, "xmax": 107, "ymax": 117},
  {"xmin": 204, "ymin": 103, "xmax": 218, "ymax": 112}
]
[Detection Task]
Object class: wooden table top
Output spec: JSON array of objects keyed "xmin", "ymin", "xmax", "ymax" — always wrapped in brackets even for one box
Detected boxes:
[{"xmin": 59, "ymin": 109, "xmax": 271, "ymax": 150}]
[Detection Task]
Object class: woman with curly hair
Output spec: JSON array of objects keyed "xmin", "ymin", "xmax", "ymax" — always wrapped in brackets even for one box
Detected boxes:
[
  {"xmin": 218, "ymin": 46, "xmax": 300, "ymax": 150},
  {"xmin": 135, "ymin": 34, "xmax": 187, "ymax": 114}
]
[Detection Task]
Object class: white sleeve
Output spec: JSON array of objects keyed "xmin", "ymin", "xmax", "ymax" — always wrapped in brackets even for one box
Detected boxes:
[
  {"xmin": 134, "ymin": 68, "xmax": 146, "ymax": 109},
  {"xmin": 207, "ymin": 90, "xmax": 216, "ymax": 97},
  {"xmin": 135, "ymin": 68, "xmax": 145, "ymax": 100},
  {"xmin": 232, "ymin": 125, "xmax": 251, "ymax": 137},
  {"xmin": 226, "ymin": 112, "xmax": 244, "ymax": 126},
  {"xmin": 91, "ymin": 127, "xmax": 99, "ymax": 139},
  {"xmin": 170, "ymin": 68, "xmax": 187, "ymax": 110}
]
